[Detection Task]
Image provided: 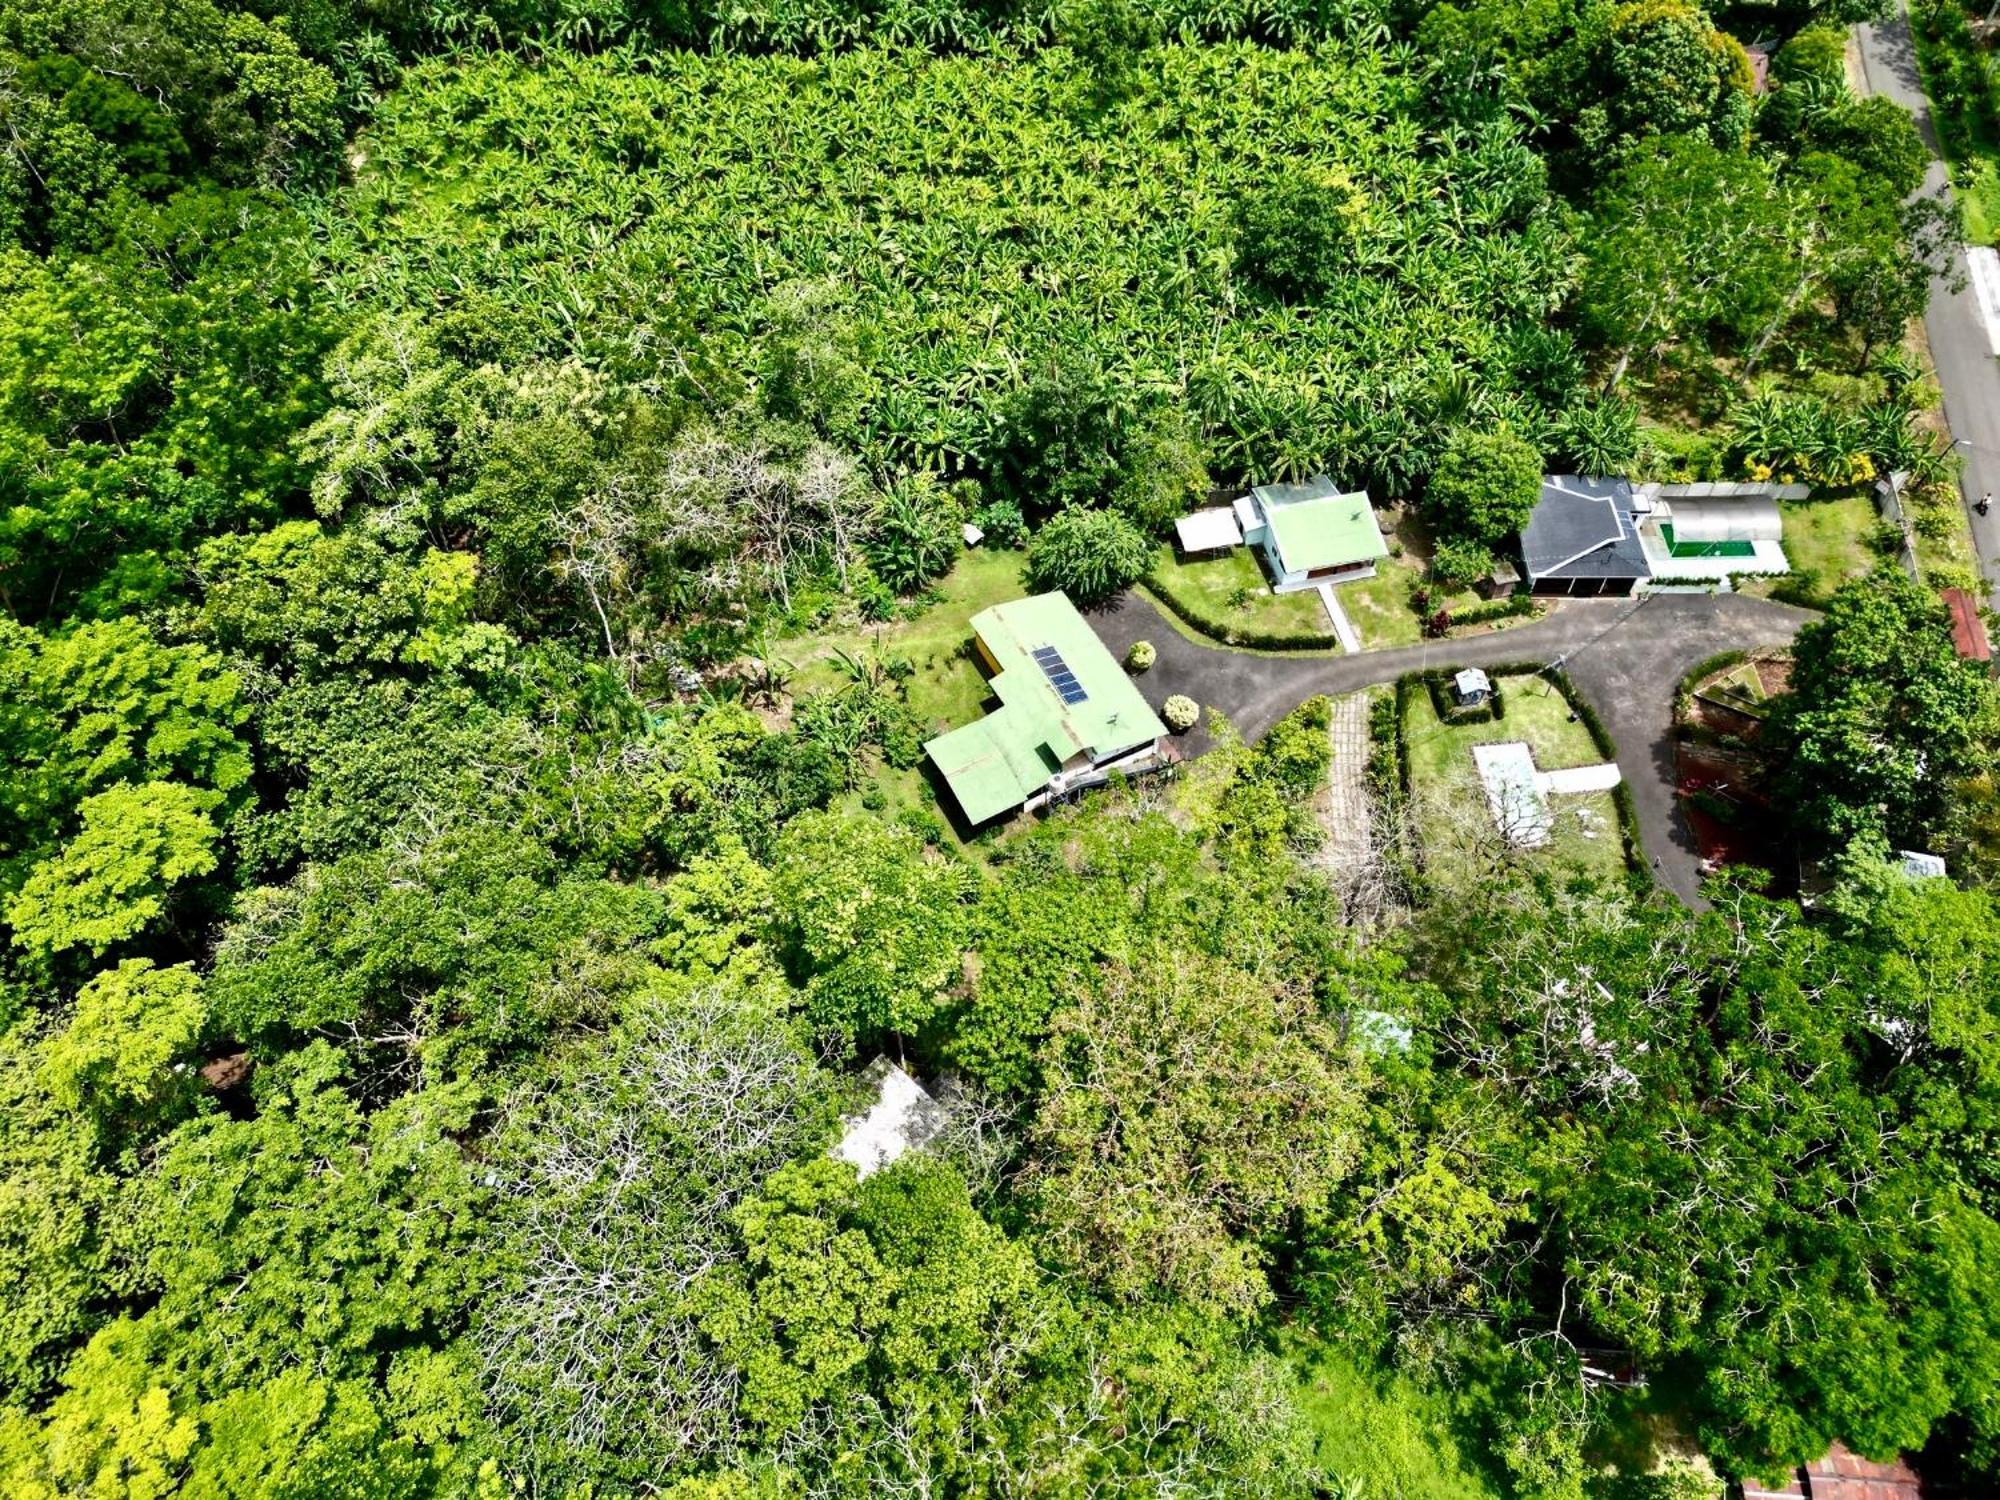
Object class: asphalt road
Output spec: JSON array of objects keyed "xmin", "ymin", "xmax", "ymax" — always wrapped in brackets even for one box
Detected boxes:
[
  {"xmin": 1855, "ymin": 10, "xmax": 2000, "ymax": 607},
  {"xmin": 1094, "ymin": 590, "xmax": 1812, "ymax": 904}
]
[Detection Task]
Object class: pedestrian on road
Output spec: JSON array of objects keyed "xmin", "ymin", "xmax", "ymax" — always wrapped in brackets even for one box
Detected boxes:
[{"xmin": 1981, "ymin": 493, "xmax": 1993, "ymax": 517}]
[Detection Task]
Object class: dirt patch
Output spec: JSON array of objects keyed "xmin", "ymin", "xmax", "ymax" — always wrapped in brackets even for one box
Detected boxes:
[{"xmin": 1676, "ymin": 743, "xmax": 1793, "ymax": 892}]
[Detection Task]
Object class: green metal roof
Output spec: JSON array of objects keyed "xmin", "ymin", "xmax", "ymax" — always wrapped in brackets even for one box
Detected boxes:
[
  {"xmin": 924, "ymin": 592, "xmax": 1168, "ymax": 825},
  {"xmin": 1254, "ymin": 476, "xmax": 1388, "ymax": 574}
]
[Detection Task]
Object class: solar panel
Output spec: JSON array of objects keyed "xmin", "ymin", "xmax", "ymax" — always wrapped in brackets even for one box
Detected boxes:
[{"xmin": 1031, "ymin": 645, "xmax": 1089, "ymax": 705}]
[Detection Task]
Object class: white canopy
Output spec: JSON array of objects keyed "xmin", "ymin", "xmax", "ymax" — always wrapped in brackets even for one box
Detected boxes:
[
  {"xmin": 1175, "ymin": 506, "xmax": 1244, "ymax": 553},
  {"xmin": 1666, "ymin": 495, "xmax": 1782, "ymax": 544}
]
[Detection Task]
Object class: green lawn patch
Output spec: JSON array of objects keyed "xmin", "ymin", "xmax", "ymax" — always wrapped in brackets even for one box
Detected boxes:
[
  {"xmin": 1146, "ymin": 546, "xmax": 1333, "ymax": 646},
  {"xmin": 1749, "ymin": 494, "xmax": 1880, "ymax": 606},
  {"xmin": 1338, "ymin": 555, "xmax": 1425, "ymax": 648},
  {"xmin": 1402, "ymin": 672, "xmax": 1630, "ymax": 883},
  {"xmin": 777, "ymin": 548, "xmax": 1026, "ymax": 734}
]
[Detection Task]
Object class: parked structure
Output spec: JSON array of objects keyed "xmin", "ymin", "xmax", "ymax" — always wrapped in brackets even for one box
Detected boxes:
[
  {"xmin": 1943, "ymin": 586, "xmax": 1992, "ymax": 665},
  {"xmin": 925, "ymin": 592, "xmax": 1169, "ymax": 826},
  {"xmin": 1232, "ymin": 474, "xmax": 1389, "ymax": 592},
  {"xmin": 1172, "ymin": 506, "xmax": 1243, "ymax": 556},
  {"xmin": 1519, "ymin": 476, "xmax": 1804, "ymax": 594}
]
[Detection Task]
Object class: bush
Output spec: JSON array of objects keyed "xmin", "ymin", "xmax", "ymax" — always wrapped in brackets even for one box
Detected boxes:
[
  {"xmin": 866, "ymin": 472, "xmax": 962, "ymax": 593},
  {"xmin": 1426, "ymin": 426, "xmax": 1542, "ymax": 547},
  {"xmin": 1125, "ymin": 640, "xmax": 1157, "ymax": 672},
  {"xmin": 973, "ymin": 495, "xmax": 1028, "ymax": 549},
  {"xmin": 1162, "ymin": 694, "xmax": 1199, "ymax": 732},
  {"xmin": 1449, "ymin": 595, "xmax": 1536, "ymax": 630},
  {"xmin": 1234, "ymin": 167, "xmax": 1372, "ymax": 301},
  {"xmin": 1429, "ymin": 538, "xmax": 1494, "ymax": 592},
  {"xmin": 1026, "ymin": 507, "xmax": 1151, "ymax": 603}
]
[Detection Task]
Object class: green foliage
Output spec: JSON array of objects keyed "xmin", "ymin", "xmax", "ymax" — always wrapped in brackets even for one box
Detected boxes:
[
  {"xmin": 1025, "ymin": 505, "xmax": 1151, "ymax": 603},
  {"xmin": 7, "ymin": 781, "xmax": 221, "ymax": 962},
  {"xmin": 771, "ymin": 810, "xmax": 970, "ymax": 1045},
  {"xmin": 43, "ymin": 958, "xmax": 205, "ymax": 1117},
  {"xmin": 1430, "ymin": 537, "xmax": 1495, "ymax": 591},
  {"xmin": 865, "ymin": 471, "xmax": 961, "ymax": 593},
  {"xmin": 1772, "ymin": 568, "xmax": 2000, "ymax": 849},
  {"xmin": 1425, "ymin": 427, "xmax": 1542, "ymax": 546},
  {"xmin": 1235, "ymin": 165, "xmax": 1375, "ymax": 302},
  {"xmin": 1162, "ymin": 692, "xmax": 1200, "ymax": 731},
  {"xmin": 326, "ymin": 43, "xmax": 1575, "ymax": 489},
  {"xmin": 1125, "ymin": 638, "xmax": 1157, "ymax": 670},
  {"xmin": 1026, "ymin": 942, "xmax": 1362, "ymax": 1315}
]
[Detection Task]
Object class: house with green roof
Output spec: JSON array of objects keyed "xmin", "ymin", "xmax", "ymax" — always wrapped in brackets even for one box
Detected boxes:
[
  {"xmin": 1231, "ymin": 474, "xmax": 1389, "ymax": 592},
  {"xmin": 924, "ymin": 592, "xmax": 1169, "ymax": 826}
]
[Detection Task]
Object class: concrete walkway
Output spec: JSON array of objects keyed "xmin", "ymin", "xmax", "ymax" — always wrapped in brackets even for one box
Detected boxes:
[
  {"xmin": 1855, "ymin": 9, "xmax": 2000, "ymax": 607},
  {"xmin": 1317, "ymin": 583, "xmax": 1361, "ymax": 653},
  {"xmin": 1099, "ymin": 590, "xmax": 1812, "ymax": 903}
]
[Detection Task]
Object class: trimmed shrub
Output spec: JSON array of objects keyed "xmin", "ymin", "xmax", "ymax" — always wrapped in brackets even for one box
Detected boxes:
[
  {"xmin": 1026, "ymin": 507, "xmax": 1150, "ymax": 603},
  {"xmin": 1162, "ymin": 694, "xmax": 1199, "ymax": 732},
  {"xmin": 1125, "ymin": 639, "xmax": 1157, "ymax": 672}
]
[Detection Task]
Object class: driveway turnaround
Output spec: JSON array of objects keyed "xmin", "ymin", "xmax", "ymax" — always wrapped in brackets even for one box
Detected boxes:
[
  {"xmin": 1854, "ymin": 10, "xmax": 2000, "ymax": 607},
  {"xmin": 1095, "ymin": 590, "xmax": 1813, "ymax": 904}
]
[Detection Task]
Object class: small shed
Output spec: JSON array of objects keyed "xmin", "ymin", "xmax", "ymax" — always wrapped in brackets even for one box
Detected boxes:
[
  {"xmin": 833, "ymin": 1057, "xmax": 950, "ymax": 1180},
  {"xmin": 1453, "ymin": 668, "xmax": 1492, "ymax": 706},
  {"xmin": 1173, "ymin": 506, "xmax": 1244, "ymax": 556}
]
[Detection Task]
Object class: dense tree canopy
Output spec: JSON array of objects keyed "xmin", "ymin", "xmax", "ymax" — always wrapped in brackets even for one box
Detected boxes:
[{"xmin": 0, "ymin": 2, "xmax": 1993, "ymax": 1498}]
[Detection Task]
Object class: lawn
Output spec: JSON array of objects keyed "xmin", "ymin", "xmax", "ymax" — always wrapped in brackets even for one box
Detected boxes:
[
  {"xmin": 1402, "ymin": 673, "xmax": 1631, "ymax": 883},
  {"xmin": 1337, "ymin": 555, "xmax": 1425, "ymax": 648},
  {"xmin": 1146, "ymin": 545, "xmax": 1332, "ymax": 644},
  {"xmin": 775, "ymin": 546, "xmax": 1025, "ymax": 735},
  {"xmin": 1774, "ymin": 494, "xmax": 1879, "ymax": 599}
]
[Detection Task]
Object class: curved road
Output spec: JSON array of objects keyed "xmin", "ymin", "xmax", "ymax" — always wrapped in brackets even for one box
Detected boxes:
[{"xmin": 1093, "ymin": 590, "xmax": 1813, "ymax": 903}]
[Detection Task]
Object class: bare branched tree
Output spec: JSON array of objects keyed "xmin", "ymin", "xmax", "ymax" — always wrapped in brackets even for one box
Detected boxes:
[{"xmin": 476, "ymin": 986, "xmax": 826, "ymax": 1493}]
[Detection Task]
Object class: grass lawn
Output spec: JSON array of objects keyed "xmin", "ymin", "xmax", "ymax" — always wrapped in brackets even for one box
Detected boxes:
[
  {"xmin": 1338, "ymin": 556, "xmax": 1425, "ymax": 648},
  {"xmin": 1737, "ymin": 495, "xmax": 1882, "ymax": 606},
  {"xmin": 1147, "ymin": 546, "xmax": 1331, "ymax": 643},
  {"xmin": 1403, "ymin": 673, "xmax": 1631, "ymax": 883},
  {"xmin": 775, "ymin": 547, "xmax": 1026, "ymax": 735}
]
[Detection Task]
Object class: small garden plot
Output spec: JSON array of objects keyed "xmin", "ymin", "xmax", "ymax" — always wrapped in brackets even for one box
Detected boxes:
[
  {"xmin": 1401, "ymin": 673, "xmax": 1630, "ymax": 882},
  {"xmin": 1146, "ymin": 545, "xmax": 1333, "ymax": 646}
]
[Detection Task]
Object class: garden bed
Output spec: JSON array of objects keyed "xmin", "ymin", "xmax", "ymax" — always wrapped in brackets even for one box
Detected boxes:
[{"xmin": 1398, "ymin": 670, "xmax": 1635, "ymax": 884}]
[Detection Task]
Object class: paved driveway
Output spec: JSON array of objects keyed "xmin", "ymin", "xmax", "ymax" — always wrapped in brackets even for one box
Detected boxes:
[
  {"xmin": 1093, "ymin": 590, "xmax": 1812, "ymax": 903},
  {"xmin": 1854, "ymin": 11, "xmax": 2000, "ymax": 607}
]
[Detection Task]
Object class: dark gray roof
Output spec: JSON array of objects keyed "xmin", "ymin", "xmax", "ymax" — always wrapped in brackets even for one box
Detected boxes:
[{"xmin": 1520, "ymin": 475, "xmax": 1651, "ymax": 583}]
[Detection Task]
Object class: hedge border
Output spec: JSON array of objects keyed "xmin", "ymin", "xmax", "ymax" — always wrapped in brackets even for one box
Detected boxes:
[
  {"xmin": 1673, "ymin": 649, "xmax": 1752, "ymax": 721},
  {"xmin": 1418, "ymin": 668, "xmax": 1509, "ymax": 726}
]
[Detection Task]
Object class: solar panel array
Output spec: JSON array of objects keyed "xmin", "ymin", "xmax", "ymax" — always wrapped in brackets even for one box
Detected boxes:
[{"xmin": 1031, "ymin": 645, "xmax": 1089, "ymax": 705}]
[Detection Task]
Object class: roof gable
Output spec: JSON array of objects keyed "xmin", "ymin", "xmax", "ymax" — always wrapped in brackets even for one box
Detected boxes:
[{"xmin": 1522, "ymin": 476, "xmax": 1649, "ymax": 580}]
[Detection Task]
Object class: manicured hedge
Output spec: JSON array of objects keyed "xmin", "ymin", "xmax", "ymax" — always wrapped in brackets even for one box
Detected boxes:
[{"xmin": 1446, "ymin": 594, "xmax": 1537, "ymax": 631}]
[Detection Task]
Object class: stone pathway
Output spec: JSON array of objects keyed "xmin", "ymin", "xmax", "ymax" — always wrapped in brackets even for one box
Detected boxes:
[{"xmin": 1317, "ymin": 690, "xmax": 1374, "ymax": 872}]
